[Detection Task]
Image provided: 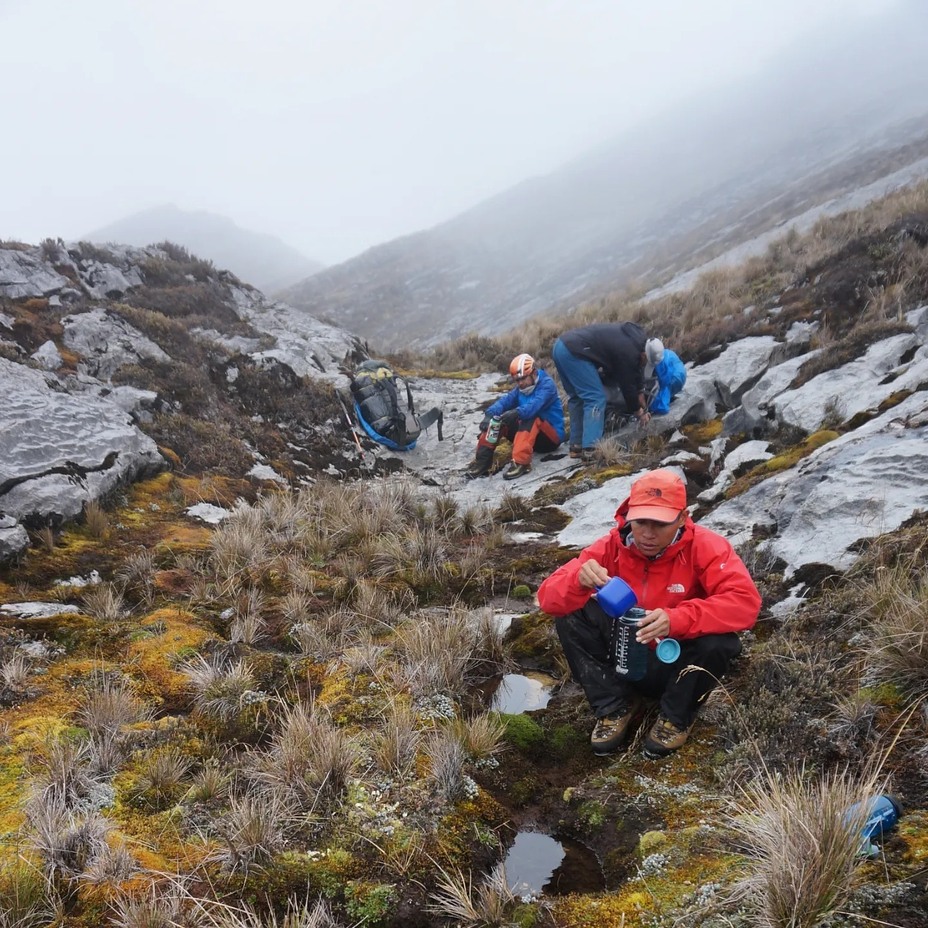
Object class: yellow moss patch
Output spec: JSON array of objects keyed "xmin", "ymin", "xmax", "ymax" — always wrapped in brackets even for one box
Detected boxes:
[
  {"xmin": 898, "ymin": 808, "xmax": 928, "ymax": 863},
  {"xmin": 682, "ymin": 419, "xmax": 723, "ymax": 443},
  {"xmin": 129, "ymin": 607, "xmax": 210, "ymax": 705},
  {"xmin": 726, "ymin": 430, "xmax": 839, "ymax": 499}
]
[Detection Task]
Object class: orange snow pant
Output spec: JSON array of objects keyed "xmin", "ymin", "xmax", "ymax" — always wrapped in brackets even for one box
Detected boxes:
[{"xmin": 477, "ymin": 417, "xmax": 562, "ymax": 466}]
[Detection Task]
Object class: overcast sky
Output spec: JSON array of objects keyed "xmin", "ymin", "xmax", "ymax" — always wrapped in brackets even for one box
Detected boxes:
[{"xmin": 0, "ymin": 0, "xmax": 904, "ymax": 265}]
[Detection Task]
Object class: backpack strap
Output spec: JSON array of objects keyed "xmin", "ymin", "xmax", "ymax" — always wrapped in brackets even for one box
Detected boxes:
[{"xmin": 416, "ymin": 407, "xmax": 444, "ymax": 441}]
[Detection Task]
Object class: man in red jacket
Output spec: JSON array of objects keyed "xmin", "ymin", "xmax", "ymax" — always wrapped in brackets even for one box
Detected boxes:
[{"xmin": 537, "ymin": 469, "xmax": 761, "ymax": 758}]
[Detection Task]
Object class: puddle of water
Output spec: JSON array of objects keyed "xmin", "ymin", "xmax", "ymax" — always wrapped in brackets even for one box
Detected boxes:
[
  {"xmin": 490, "ymin": 671, "xmax": 556, "ymax": 713},
  {"xmin": 503, "ymin": 831, "xmax": 605, "ymax": 897}
]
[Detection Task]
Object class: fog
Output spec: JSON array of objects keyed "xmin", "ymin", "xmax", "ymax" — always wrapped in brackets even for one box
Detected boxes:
[{"xmin": 0, "ymin": 0, "xmax": 911, "ymax": 265}]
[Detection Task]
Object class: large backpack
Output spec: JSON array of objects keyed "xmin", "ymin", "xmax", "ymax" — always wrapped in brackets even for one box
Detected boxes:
[{"xmin": 348, "ymin": 360, "xmax": 443, "ymax": 451}]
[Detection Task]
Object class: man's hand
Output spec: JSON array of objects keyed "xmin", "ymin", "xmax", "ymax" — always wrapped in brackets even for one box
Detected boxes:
[
  {"xmin": 636, "ymin": 608, "xmax": 670, "ymax": 643},
  {"xmin": 479, "ymin": 417, "xmax": 490, "ymax": 434},
  {"xmin": 578, "ymin": 560, "xmax": 611, "ymax": 590},
  {"xmin": 636, "ymin": 408, "xmax": 651, "ymax": 427}
]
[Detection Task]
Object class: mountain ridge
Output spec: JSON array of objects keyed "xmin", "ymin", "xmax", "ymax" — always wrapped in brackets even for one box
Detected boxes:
[
  {"xmin": 85, "ymin": 203, "xmax": 324, "ymax": 294},
  {"xmin": 278, "ymin": 4, "xmax": 928, "ymax": 349}
]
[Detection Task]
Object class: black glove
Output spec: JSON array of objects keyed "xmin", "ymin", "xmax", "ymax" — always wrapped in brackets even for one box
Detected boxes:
[
  {"xmin": 479, "ymin": 417, "xmax": 490, "ymax": 435},
  {"xmin": 500, "ymin": 409, "xmax": 520, "ymax": 428}
]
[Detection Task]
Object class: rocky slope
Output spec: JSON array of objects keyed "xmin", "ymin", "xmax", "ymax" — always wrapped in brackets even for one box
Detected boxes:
[
  {"xmin": 279, "ymin": 6, "xmax": 928, "ymax": 350},
  {"xmin": 2, "ymin": 206, "xmax": 928, "ymax": 926}
]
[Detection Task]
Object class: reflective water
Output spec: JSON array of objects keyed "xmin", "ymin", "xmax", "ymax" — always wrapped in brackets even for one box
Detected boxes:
[
  {"xmin": 503, "ymin": 831, "xmax": 605, "ymax": 896},
  {"xmin": 490, "ymin": 671, "xmax": 556, "ymax": 713}
]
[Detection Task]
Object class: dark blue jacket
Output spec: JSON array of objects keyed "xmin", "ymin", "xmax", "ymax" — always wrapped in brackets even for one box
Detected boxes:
[
  {"xmin": 560, "ymin": 322, "xmax": 647, "ymax": 413},
  {"xmin": 486, "ymin": 368, "xmax": 566, "ymax": 442}
]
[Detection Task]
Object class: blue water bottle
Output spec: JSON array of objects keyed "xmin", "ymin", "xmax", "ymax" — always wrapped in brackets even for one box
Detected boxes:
[
  {"xmin": 596, "ymin": 578, "xmax": 649, "ymax": 681},
  {"xmin": 845, "ymin": 795, "xmax": 900, "ymax": 857},
  {"xmin": 596, "ymin": 577, "xmax": 680, "ymax": 676}
]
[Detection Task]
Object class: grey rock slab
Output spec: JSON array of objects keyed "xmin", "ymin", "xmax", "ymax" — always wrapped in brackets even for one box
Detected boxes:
[
  {"xmin": 0, "ymin": 521, "xmax": 29, "ymax": 563},
  {"xmin": 771, "ymin": 334, "xmax": 923, "ymax": 433},
  {"xmin": 228, "ymin": 287, "xmax": 362, "ymax": 383},
  {"xmin": 695, "ymin": 336, "xmax": 785, "ymax": 408},
  {"xmin": 727, "ymin": 350, "xmax": 824, "ymax": 435},
  {"xmin": 62, "ymin": 308, "xmax": 169, "ymax": 379},
  {"xmin": 78, "ymin": 259, "xmax": 143, "ymax": 299},
  {"xmin": 31, "ymin": 340, "xmax": 63, "ymax": 370},
  {"xmin": 0, "ymin": 602, "xmax": 80, "ymax": 619},
  {"xmin": 698, "ymin": 440, "xmax": 773, "ymax": 504},
  {"xmin": 0, "ymin": 246, "xmax": 71, "ymax": 298},
  {"xmin": 0, "ymin": 356, "xmax": 164, "ymax": 524},
  {"xmin": 701, "ymin": 391, "xmax": 928, "ymax": 577}
]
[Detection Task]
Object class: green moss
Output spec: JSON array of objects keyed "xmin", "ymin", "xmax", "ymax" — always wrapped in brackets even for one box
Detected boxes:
[
  {"xmin": 344, "ymin": 880, "xmax": 397, "ymax": 926},
  {"xmin": 578, "ymin": 800, "xmax": 607, "ymax": 829},
  {"xmin": 511, "ymin": 584, "xmax": 533, "ymax": 599},
  {"xmin": 638, "ymin": 830, "xmax": 668, "ymax": 855},
  {"xmin": 683, "ymin": 419, "xmax": 723, "ymax": 443},
  {"xmin": 307, "ymin": 847, "xmax": 364, "ymax": 899},
  {"xmin": 501, "ymin": 713, "xmax": 545, "ymax": 753},
  {"xmin": 549, "ymin": 723, "xmax": 587, "ymax": 758}
]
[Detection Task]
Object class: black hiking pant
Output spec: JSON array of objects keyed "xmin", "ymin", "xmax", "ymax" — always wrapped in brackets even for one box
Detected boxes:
[{"xmin": 555, "ymin": 599, "xmax": 742, "ymax": 729}]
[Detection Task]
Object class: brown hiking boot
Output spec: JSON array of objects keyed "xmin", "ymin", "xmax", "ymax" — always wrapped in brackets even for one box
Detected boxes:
[
  {"xmin": 643, "ymin": 715, "xmax": 695, "ymax": 758},
  {"xmin": 503, "ymin": 462, "xmax": 531, "ymax": 480},
  {"xmin": 590, "ymin": 698, "xmax": 641, "ymax": 755}
]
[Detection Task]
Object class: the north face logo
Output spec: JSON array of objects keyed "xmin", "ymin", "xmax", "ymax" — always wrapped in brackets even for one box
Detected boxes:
[
  {"xmin": 645, "ymin": 488, "xmax": 664, "ymax": 498},
  {"xmin": 666, "ymin": 583, "xmax": 685, "ymax": 593}
]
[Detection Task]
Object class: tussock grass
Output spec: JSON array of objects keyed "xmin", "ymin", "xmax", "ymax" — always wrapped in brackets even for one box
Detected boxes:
[
  {"xmin": 394, "ymin": 612, "xmax": 474, "ymax": 699},
  {"xmin": 213, "ymin": 790, "xmax": 294, "ymax": 874},
  {"xmin": 181, "ymin": 654, "xmax": 265, "ymax": 724},
  {"xmin": 80, "ymin": 582, "xmax": 126, "ymax": 622},
  {"xmin": 186, "ymin": 896, "xmax": 340, "ymax": 928},
  {"xmin": 186, "ymin": 760, "xmax": 232, "ymax": 803},
  {"xmin": 0, "ymin": 651, "xmax": 31, "ymax": 690},
  {"xmin": 115, "ymin": 548, "xmax": 158, "ymax": 607},
  {"xmin": 0, "ymin": 859, "xmax": 60, "ymax": 928},
  {"xmin": 109, "ymin": 881, "xmax": 189, "ymax": 928},
  {"xmin": 861, "ymin": 560, "xmax": 928, "ymax": 702},
  {"xmin": 729, "ymin": 766, "xmax": 887, "ymax": 928},
  {"xmin": 132, "ymin": 748, "xmax": 192, "ymax": 808},
  {"xmin": 255, "ymin": 702, "xmax": 358, "ymax": 810},
  {"xmin": 27, "ymin": 736, "xmax": 109, "ymax": 809},
  {"xmin": 25, "ymin": 795, "xmax": 116, "ymax": 881},
  {"xmin": 426, "ymin": 862, "xmax": 518, "ymax": 926},
  {"xmin": 77, "ymin": 672, "xmax": 152, "ymax": 738},
  {"xmin": 82, "ymin": 499, "xmax": 110, "ymax": 540},
  {"xmin": 426, "ymin": 732, "xmax": 469, "ymax": 803},
  {"xmin": 373, "ymin": 702, "xmax": 421, "ymax": 777},
  {"xmin": 448, "ymin": 712, "xmax": 508, "ymax": 763}
]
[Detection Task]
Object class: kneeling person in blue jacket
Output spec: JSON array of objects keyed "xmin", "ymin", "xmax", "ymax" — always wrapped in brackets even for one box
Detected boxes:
[
  {"xmin": 466, "ymin": 353, "xmax": 566, "ymax": 480},
  {"xmin": 645, "ymin": 340, "xmax": 687, "ymax": 416}
]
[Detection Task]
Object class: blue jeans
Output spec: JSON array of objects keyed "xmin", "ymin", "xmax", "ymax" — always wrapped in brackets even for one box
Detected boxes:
[{"xmin": 552, "ymin": 338, "xmax": 605, "ymax": 450}]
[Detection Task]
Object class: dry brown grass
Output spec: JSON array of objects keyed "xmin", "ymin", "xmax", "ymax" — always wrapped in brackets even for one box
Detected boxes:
[{"xmin": 728, "ymin": 765, "xmax": 887, "ymax": 928}]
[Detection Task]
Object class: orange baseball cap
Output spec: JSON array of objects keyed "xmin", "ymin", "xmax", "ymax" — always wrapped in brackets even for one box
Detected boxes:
[{"xmin": 625, "ymin": 469, "xmax": 687, "ymax": 522}]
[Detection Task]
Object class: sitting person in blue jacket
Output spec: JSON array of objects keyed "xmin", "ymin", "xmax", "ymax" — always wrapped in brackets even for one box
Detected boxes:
[
  {"xmin": 645, "ymin": 339, "xmax": 687, "ymax": 415},
  {"xmin": 466, "ymin": 353, "xmax": 566, "ymax": 480}
]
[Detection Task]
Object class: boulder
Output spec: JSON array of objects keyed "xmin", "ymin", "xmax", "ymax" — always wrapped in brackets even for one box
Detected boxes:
[{"xmin": 701, "ymin": 391, "xmax": 928, "ymax": 577}]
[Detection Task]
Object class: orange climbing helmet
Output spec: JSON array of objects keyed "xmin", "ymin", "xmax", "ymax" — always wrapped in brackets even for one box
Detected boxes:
[{"xmin": 509, "ymin": 353, "xmax": 536, "ymax": 380}]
